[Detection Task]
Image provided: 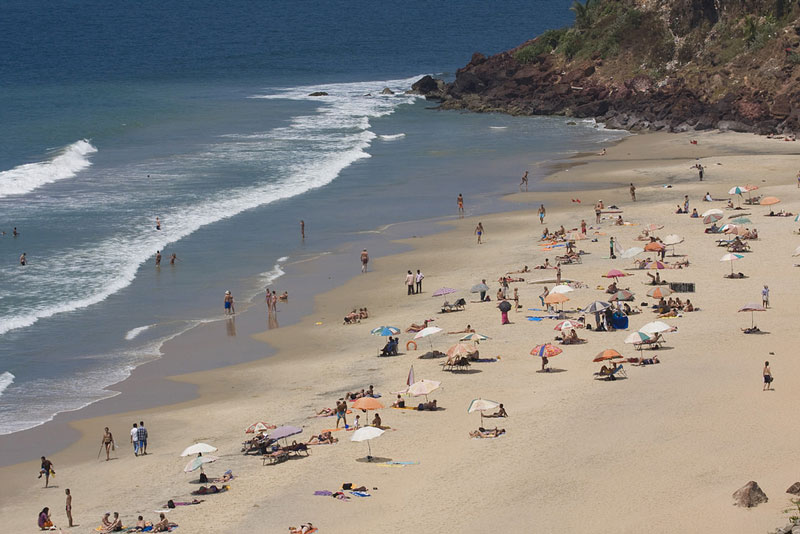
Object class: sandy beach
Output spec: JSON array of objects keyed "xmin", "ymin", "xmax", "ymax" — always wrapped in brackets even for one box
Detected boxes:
[{"xmin": 5, "ymin": 130, "xmax": 800, "ymax": 533}]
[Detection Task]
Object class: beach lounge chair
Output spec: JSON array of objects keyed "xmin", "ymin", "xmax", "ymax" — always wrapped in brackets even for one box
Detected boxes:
[
  {"xmin": 727, "ymin": 241, "xmax": 751, "ymax": 253},
  {"xmin": 262, "ymin": 450, "xmax": 289, "ymax": 465},
  {"xmin": 633, "ymin": 333, "xmax": 664, "ymax": 350},
  {"xmin": 282, "ymin": 442, "xmax": 310, "ymax": 458},
  {"xmin": 594, "ymin": 364, "xmax": 626, "ymax": 381}
]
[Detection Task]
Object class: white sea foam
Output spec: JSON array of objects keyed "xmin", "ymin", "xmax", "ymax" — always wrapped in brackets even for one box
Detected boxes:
[
  {"xmin": 125, "ymin": 324, "xmax": 155, "ymax": 341},
  {"xmin": 489, "ymin": 126, "xmax": 508, "ymax": 129},
  {"xmin": 0, "ymin": 140, "xmax": 97, "ymax": 198},
  {"xmin": 261, "ymin": 257, "xmax": 287, "ymax": 286},
  {"xmin": 0, "ymin": 76, "xmax": 424, "ymax": 337},
  {"xmin": 378, "ymin": 133, "xmax": 406, "ymax": 141},
  {"xmin": 0, "ymin": 372, "xmax": 14, "ymax": 397}
]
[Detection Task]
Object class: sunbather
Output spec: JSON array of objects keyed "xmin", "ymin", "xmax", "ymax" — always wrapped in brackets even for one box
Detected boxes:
[
  {"xmin": 507, "ymin": 265, "xmax": 530, "ymax": 274},
  {"xmin": 315, "ymin": 407, "xmax": 334, "ymax": 416},
  {"xmin": 492, "ymin": 403, "xmax": 508, "ymax": 417},
  {"xmin": 152, "ymin": 513, "xmax": 170, "ymax": 533},
  {"xmin": 289, "ymin": 524, "xmax": 315, "ymax": 534},
  {"xmin": 105, "ymin": 512, "xmax": 123, "ymax": 532},
  {"xmin": 417, "ymin": 399, "xmax": 437, "ymax": 411},
  {"xmin": 469, "ymin": 427, "xmax": 506, "ymax": 438},
  {"xmin": 447, "ymin": 324, "xmax": 475, "ymax": 334},
  {"xmin": 391, "ymin": 395, "xmax": 405, "ymax": 408},
  {"xmin": 359, "ymin": 307, "xmax": 369, "ymax": 319},
  {"xmin": 405, "ymin": 319, "xmax": 430, "ymax": 333},
  {"xmin": 636, "ymin": 356, "xmax": 660, "ymax": 365},
  {"xmin": 212, "ymin": 471, "xmax": 234, "ymax": 483},
  {"xmin": 343, "ymin": 310, "xmax": 360, "ymax": 324},
  {"xmin": 307, "ymin": 432, "xmax": 337, "ymax": 445},
  {"xmin": 372, "ymin": 413, "xmax": 382, "ymax": 427},
  {"xmin": 131, "ymin": 515, "xmax": 151, "ymax": 531}
]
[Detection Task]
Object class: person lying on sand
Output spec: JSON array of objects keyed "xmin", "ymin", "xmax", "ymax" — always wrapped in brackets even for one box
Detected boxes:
[
  {"xmin": 469, "ymin": 427, "xmax": 506, "ymax": 438},
  {"xmin": 634, "ymin": 356, "xmax": 660, "ymax": 366},
  {"xmin": 307, "ymin": 432, "xmax": 337, "ymax": 445},
  {"xmin": 289, "ymin": 524, "xmax": 315, "ymax": 534},
  {"xmin": 499, "ymin": 276, "xmax": 525, "ymax": 282},
  {"xmin": 212, "ymin": 471, "xmax": 234, "ymax": 483},
  {"xmin": 405, "ymin": 319, "xmax": 430, "ymax": 332},
  {"xmin": 507, "ymin": 265, "xmax": 530, "ymax": 274},
  {"xmin": 417, "ymin": 399, "xmax": 437, "ymax": 411},
  {"xmin": 561, "ymin": 329, "xmax": 585, "ymax": 345},
  {"xmin": 343, "ymin": 310, "xmax": 360, "ymax": 324},
  {"xmin": 130, "ymin": 515, "xmax": 151, "ymax": 531},
  {"xmin": 315, "ymin": 407, "xmax": 334, "ymax": 416},
  {"xmin": 534, "ymin": 259, "xmax": 553, "ymax": 269},
  {"xmin": 447, "ymin": 324, "xmax": 475, "ymax": 334}
]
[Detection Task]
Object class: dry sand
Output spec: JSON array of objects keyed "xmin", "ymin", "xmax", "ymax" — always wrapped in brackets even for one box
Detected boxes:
[{"xmin": 3, "ymin": 130, "xmax": 800, "ymax": 533}]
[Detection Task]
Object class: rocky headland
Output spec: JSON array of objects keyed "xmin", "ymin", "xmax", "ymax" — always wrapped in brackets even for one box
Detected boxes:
[{"xmin": 413, "ymin": 0, "xmax": 800, "ymax": 134}]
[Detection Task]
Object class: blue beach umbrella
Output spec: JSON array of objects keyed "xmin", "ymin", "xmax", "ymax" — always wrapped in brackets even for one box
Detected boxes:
[{"xmin": 371, "ymin": 326, "xmax": 401, "ymax": 336}]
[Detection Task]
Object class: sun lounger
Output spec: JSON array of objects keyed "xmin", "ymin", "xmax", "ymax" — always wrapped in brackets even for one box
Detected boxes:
[
  {"xmin": 727, "ymin": 242, "xmax": 751, "ymax": 253},
  {"xmin": 594, "ymin": 364, "xmax": 627, "ymax": 381},
  {"xmin": 442, "ymin": 356, "xmax": 471, "ymax": 372},
  {"xmin": 281, "ymin": 442, "xmax": 310, "ymax": 457},
  {"xmin": 262, "ymin": 450, "xmax": 289, "ymax": 465},
  {"xmin": 633, "ymin": 333, "xmax": 664, "ymax": 350}
]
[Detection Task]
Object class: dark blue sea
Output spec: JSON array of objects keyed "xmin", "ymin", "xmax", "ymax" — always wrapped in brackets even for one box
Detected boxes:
[{"xmin": 0, "ymin": 0, "xmax": 625, "ymax": 435}]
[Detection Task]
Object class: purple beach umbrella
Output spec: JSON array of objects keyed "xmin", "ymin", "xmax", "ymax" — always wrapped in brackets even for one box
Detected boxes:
[{"xmin": 432, "ymin": 287, "xmax": 457, "ymax": 297}]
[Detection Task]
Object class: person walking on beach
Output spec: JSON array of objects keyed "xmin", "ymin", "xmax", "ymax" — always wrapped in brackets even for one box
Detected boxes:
[
  {"xmin": 796, "ymin": 170, "xmax": 800, "ymax": 188},
  {"xmin": 130, "ymin": 423, "xmax": 139, "ymax": 456},
  {"xmin": 520, "ymin": 171, "xmax": 529, "ymax": 192},
  {"xmin": 537, "ymin": 204, "xmax": 546, "ymax": 224},
  {"xmin": 271, "ymin": 290, "xmax": 278, "ymax": 312},
  {"xmin": 300, "ymin": 220, "xmax": 305, "ymax": 239},
  {"xmin": 693, "ymin": 162, "xmax": 704, "ymax": 181},
  {"xmin": 405, "ymin": 270, "xmax": 415, "ymax": 295},
  {"xmin": 683, "ymin": 195, "xmax": 690, "ymax": 213},
  {"xmin": 479, "ymin": 279, "xmax": 488, "ymax": 301},
  {"xmin": 155, "ymin": 250, "xmax": 161, "ymax": 267},
  {"xmin": 475, "ymin": 222, "xmax": 484, "ymax": 244},
  {"xmin": 360, "ymin": 249, "xmax": 369, "ymax": 273},
  {"xmin": 763, "ymin": 361, "xmax": 773, "ymax": 391},
  {"xmin": 65, "ymin": 488, "xmax": 73, "ymax": 527},
  {"xmin": 137, "ymin": 421, "xmax": 148, "ymax": 455},
  {"xmin": 415, "ymin": 269, "xmax": 424, "ymax": 294},
  {"xmin": 101, "ymin": 427, "xmax": 115, "ymax": 461},
  {"xmin": 595, "ymin": 203, "xmax": 602, "ymax": 224},
  {"xmin": 581, "ymin": 219, "xmax": 587, "ymax": 235},
  {"xmin": 19, "ymin": 252, "xmax": 26, "ymax": 266},
  {"xmin": 457, "ymin": 194, "xmax": 464, "ymax": 217},
  {"xmin": 38, "ymin": 456, "xmax": 54, "ymax": 487},
  {"xmin": 513, "ymin": 287, "xmax": 519, "ymax": 312},
  {"xmin": 630, "ymin": 183, "xmax": 636, "ymax": 201},
  {"xmin": 335, "ymin": 399, "xmax": 348, "ymax": 429},
  {"xmin": 609, "ymin": 237, "xmax": 617, "ymax": 259},
  {"xmin": 762, "ymin": 285, "xmax": 770, "ymax": 308},
  {"xmin": 224, "ymin": 290, "xmax": 234, "ymax": 315}
]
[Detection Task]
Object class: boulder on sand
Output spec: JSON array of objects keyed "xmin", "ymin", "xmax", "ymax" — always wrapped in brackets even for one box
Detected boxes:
[
  {"xmin": 786, "ymin": 482, "xmax": 800, "ymax": 495},
  {"xmin": 732, "ymin": 481, "xmax": 768, "ymax": 507}
]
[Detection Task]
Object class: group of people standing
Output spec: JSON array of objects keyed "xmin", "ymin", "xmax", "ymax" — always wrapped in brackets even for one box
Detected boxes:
[{"xmin": 404, "ymin": 269, "xmax": 424, "ymax": 295}]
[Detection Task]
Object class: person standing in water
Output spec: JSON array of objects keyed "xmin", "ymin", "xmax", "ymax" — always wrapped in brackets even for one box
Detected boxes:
[
  {"xmin": 224, "ymin": 291, "xmax": 234, "ymax": 315},
  {"xmin": 630, "ymin": 183, "xmax": 636, "ymax": 201},
  {"xmin": 360, "ymin": 249, "xmax": 369, "ymax": 273},
  {"xmin": 457, "ymin": 194, "xmax": 464, "ymax": 217},
  {"xmin": 537, "ymin": 204, "xmax": 546, "ymax": 224},
  {"xmin": 19, "ymin": 252, "xmax": 26, "ymax": 266},
  {"xmin": 170, "ymin": 253, "xmax": 178, "ymax": 265},
  {"xmin": 475, "ymin": 222, "xmax": 484, "ymax": 244},
  {"xmin": 155, "ymin": 217, "xmax": 162, "ymax": 230},
  {"xmin": 155, "ymin": 251, "xmax": 162, "ymax": 267},
  {"xmin": 13, "ymin": 227, "xmax": 19, "ymax": 237},
  {"xmin": 300, "ymin": 220, "xmax": 305, "ymax": 240},
  {"xmin": 520, "ymin": 171, "xmax": 529, "ymax": 192}
]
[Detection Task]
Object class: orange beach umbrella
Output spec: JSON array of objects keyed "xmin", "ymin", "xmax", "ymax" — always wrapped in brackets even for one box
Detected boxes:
[
  {"xmin": 352, "ymin": 397, "xmax": 384, "ymax": 411},
  {"xmin": 593, "ymin": 349, "xmax": 623, "ymax": 362}
]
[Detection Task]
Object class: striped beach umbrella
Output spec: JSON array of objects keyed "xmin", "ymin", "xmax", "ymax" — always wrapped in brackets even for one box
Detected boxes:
[
  {"xmin": 609, "ymin": 290, "xmax": 635, "ymax": 302},
  {"xmin": 370, "ymin": 326, "xmax": 401, "ymax": 336},
  {"xmin": 530, "ymin": 344, "xmax": 563, "ymax": 358}
]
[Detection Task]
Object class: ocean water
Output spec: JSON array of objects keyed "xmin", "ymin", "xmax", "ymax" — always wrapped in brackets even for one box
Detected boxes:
[{"xmin": 0, "ymin": 1, "xmax": 625, "ymax": 436}]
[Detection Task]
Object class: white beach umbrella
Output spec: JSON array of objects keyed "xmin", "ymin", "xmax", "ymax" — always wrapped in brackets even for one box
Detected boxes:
[
  {"xmin": 639, "ymin": 321, "xmax": 675, "ymax": 334},
  {"xmin": 624, "ymin": 331, "xmax": 652, "ymax": 344},
  {"xmin": 549, "ymin": 285, "xmax": 574, "ymax": 295},
  {"xmin": 621, "ymin": 247, "xmax": 644, "ymax": 259},
  {"xmin": 414, "ymin": 326, "xmax": 443, "ymax": 339},
  {"xmin": 351, "ymin": 426, "xmax": 385, "ymax": 460},
  {"xmin": 701, "ymin": 208, "xmax": 723, "ymax": 217},
  {"xmin": 793, "ymin": 245, "xmax": 800, "ymax": 257},
  {"xmin": 407, "ymin": 379, "xmax": 441, "ymax": 397},
  {"xmin": 183, "ymin": 455, "xmax": 218, "ymax": 472},
  {"xmin": 180, "ymin": 443, "xmax": 217, "ymax": 457},
  {"xmin": 662, "ymin": 234, "xmax": 683, "ymax": 246}
]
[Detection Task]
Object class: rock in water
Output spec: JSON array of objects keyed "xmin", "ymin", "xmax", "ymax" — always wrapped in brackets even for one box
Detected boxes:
[
  {"xmin": 380, "ymin": 87, "xmax": 394, "ymax": 95},
  {"xmin": 308, "ymin": 91, "xmax": 328, "ymax": 97},
  {"xmin": 411, "ymin": 75, "xmax": 439, "ymax": 95},
  {"xmin": 732, "ymin": 481, "xmax": 768, "ymax": 507},
  {"xmin": 786, "ymin": 482, "xmax": 800, "ymax": 495}
]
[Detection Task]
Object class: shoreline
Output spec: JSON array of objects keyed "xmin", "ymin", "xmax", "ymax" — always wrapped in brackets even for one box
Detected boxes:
[{"xmin": 4, "ymin": 129, "xmax": 800, "ymax": 533}]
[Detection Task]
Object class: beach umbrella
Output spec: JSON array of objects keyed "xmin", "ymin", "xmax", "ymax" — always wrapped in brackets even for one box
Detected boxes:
[
  {"xmin": 459, "ymin": 332, "xmax": 490, "ymax": 342},
  {"xmin": 370, "ymin": 326, "xmax": 400, "ymax": 336},
  {"xmin": 744, "ymin": 184, "xmax": 759, "ymax": 192},
  {"xmin": 723, "ymin": 224, "xmax": 747, "ymax": 236},
  {"xmin": 583, "ymin": 301, "xmax": 611, "ymax": 314},
  {"xmin": 549, "ymin": 285, "xmax": 574, "ymax": 295},
  {"xmin": 738, "ymin": 303, "xmax": 766, "ymax": 328},
  {"xmin": 703, "ymin": 213, "xmax": 723, "ymax": 224},
  {"xmin": 795, "ymin": 214, "xmax": 800, "ymax": 223},
  {"xmin": 621, "ymin": 247, "xmax": 644, "ymax": 259},
  {"xmin": 415, "ymin": 326, "xmax": 443, "ymax": 351},
  {"xmin": 624, "ymin": 331, "xmax": 652, "ymax": 344},
  {"xmin": 760, "ymin": 196, "xmax": 780, "ymax": 206},
  {"xmin": 663, "ymin": 234, "xmax": 683, "ymax": 245},
  {"xmin": 646, "ymin": 261, "xmax": 667, "ymax": 270},
  {"xmin": 644, "ymin": 224, "xmax": 664, "ymax": 231},
  {"xmin": 531, "ymin": 344, "xmax": 563, "ymax": 358},
  {"xmin": 593, "ymin": 349, "xmax": 623, "ymax": 362},
  {"xmin": 646, "ymin": 286, "xmax": 673, "ymax": 298},
  {"xmin": 543, "ymin": 292, "xmax": 569, "ymax": 304},
  {"xmin": 407, "ymin": 379, "xmax": 441, "ymax": 398},
  {"xmin": 183, "ymin": 455, "xmax": 218, "ymax": 473},
  {"xmin": 720, "ymin": 252, "xmax": 744, "ymax": 275},
  {"xmin": 406, "ymin": 365, "xmax": 415, "ymax": 387},
  {"xmin": 467, "ymin": 398, "xmax": 500, "ymax": 424},
  {"xmin": 644, "ymin": 242, "xmax": 665, "ymax": 252},
  {"xmin": 609, "ymin": 289, "xmax": 635, "ymax": 302},
  {"xmin": 245, "ymin": 422, "xmax": 276, "ymax": 434},
  {"xmin": 432, "ymin": 287, "xmax": 457, "ymax": 297},
  {"xmin": 554, "ymin": 319, "xmax": 584, "ymax": 331},
  {"xmin": 702, "ymin": 208, "xmax": 724, "ymax": 217},
  {"xmin": 351, "ymin": 397, "xmax": 384, "ymax": 411},
  {"xmin": 793, "ymin": 245, "xmax": 800, "ymax": 257},
  {"xmin": 729, "ymin": 186, "xmax": 746, "ymax": 195},
  {"xmin": 180, "ymin": 443, "xmax": 217, "ymax": 457},
  {"xmin": 446, "ymin": 342, "xmax": 477, "ymax": 359},
  {"xmin": 640, "ymin": 321, "xmax": 676, "ymax": 334},
  {"xmin": 498, "ymin": 300, "xmax": 512, "ymax": 313},
  {"xmin": 351, "ymin": 426, "xmax": 384, "ymax": 461},
  {"xmin": 731, "ymin": 217, "xmax": 752, "ymax": 224},
  {"xmin": 268, "ymin": 425, "xmax": 303, "ymax": 441},
  {"xmin": 602, "ymin": 269, "xmax": 628, "ymax": 279},
  {"xmin": 470, "ymin": 283, "xmax": 489, "ymax": 294},
  {"xmin": 566, "ymin": 231, "xmax": 587, "ymax": 241}
]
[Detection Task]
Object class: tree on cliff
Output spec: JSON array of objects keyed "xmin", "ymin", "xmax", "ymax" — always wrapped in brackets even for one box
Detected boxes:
[{"xmin": 570, "ymin": 0, "xmax": 593, "ymax": 29}]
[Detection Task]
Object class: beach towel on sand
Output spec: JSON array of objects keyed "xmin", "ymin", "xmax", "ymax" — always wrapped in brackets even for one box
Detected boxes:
[{"xmin": 350, "ymin": 491, "xmax": 371, "ymax": 497}]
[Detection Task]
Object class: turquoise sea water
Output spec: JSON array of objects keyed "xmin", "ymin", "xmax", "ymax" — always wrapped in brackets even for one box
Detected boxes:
[{"xmin": 0, "ymin": 1, "xmax": 625, "ymax": 435}]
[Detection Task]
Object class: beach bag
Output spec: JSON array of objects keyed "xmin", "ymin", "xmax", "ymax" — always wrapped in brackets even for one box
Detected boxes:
[
  {"xmin": 199, "ymin": 473, "xmax": 208, "ymax": 483},
  {"xmin": 167, "ymin": 500, "xmax": 175, "ymax": 509},
  {"xmin": 342, "ymin": 483, "xmax": 352, "ymax": 490}
]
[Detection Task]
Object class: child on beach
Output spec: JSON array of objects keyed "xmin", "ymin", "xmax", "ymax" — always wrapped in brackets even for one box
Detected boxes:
[{"xmin": 763, "ymin": 361, "xmax": 773, "ymax": 391}]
